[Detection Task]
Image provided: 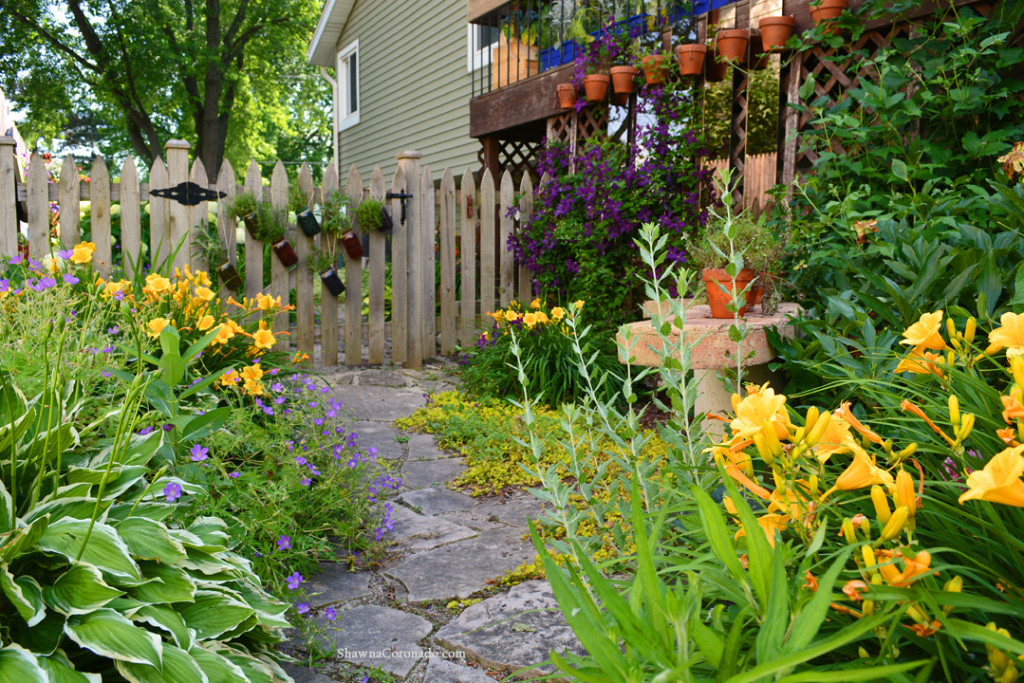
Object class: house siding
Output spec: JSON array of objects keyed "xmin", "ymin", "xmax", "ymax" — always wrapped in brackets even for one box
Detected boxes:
[{"xmin": 335, "ymin": 0, "xmax": 480, "ymax": 181}]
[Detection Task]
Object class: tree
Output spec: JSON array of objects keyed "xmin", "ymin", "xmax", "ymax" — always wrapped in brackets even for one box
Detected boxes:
[{"xmin": 0, "ymin": 0, "xmax": 328, "ymax": 180}]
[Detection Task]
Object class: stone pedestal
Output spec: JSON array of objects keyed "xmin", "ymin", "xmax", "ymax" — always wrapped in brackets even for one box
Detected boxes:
[{"xmin": 617, "ymin": 302, "xmax": 799, "ymax": 438}]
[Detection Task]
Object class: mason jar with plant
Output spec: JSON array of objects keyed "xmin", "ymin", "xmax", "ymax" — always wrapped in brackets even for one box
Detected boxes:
[
  {"xmin": 308, "ymin": 245, "xmax": 345, "ymax": 297},
  {"xmin": 192, "ymin": 221, "xmax": 242, "ymax": 290},
  {"xmin": 288, "ymin": 184, "xmax": 321, "ymax": 238},
  {"xmin": 252, "ymin": 203, "xmax": 298, "ymax": 268},
  {"xmin": 322, "ymin": 190, "xmax": 364, "ymax": 260},
  {"xmin": 227, "ymin": 192, "xmax": 259, "ymax": 235}
]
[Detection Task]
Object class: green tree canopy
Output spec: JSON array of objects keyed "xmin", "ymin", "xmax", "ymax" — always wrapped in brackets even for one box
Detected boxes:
[{"xmin": 1, "ymin": 0, "xmax": 331, "ymax": 180}]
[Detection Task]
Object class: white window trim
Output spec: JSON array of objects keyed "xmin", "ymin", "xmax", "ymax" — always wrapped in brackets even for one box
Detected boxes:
[
  {"xmin": 337, "ymin": 39, "xmax": 360, "ymax": 132},
  {"xmin": 466, "ymin": 24, "xmax": 498, "ymax": 73}
]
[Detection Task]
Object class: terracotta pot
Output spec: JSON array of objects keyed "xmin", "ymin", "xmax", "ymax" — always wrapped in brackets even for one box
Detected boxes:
[
  {"xmin": 759, "ymin": 16, "xmax": 796, "ymax": 52},
  {"xmin": 705, "ymin": 50, "xmax": 729, "ymax": 82},
  {"xmin": 610, "ymin": 65, "xmax": 638, "ymax": 96},
  {"xmin": 320, "ymin": 268, "xmax": 345, "ymax": 297},
  {"xmin": 216, "ymin": 261, "xmax": 242, "ymax": 291},
  {"xmin": 295, "ymin": 208, "xmax": 321, "ymax": 237},
  {"xmin": 340, "ymin": 230, "xmax": 364, "ymax": 260},
  {"xmin": 703, "ymin": 268, "xmax": 756, "ymax": 318},
  {"xmin": 556, "ymin": 83, "xmax": 577, "ymax": 110},
  {"xmin": 640, "ymin": 55, "xmax": 668, "ymax": 85},
  {"xmin": 675, "ymin": 44, "xmax": 706, "ymax": 77},
  {"xmin": 717, "ymin": 29, "xmax": 750, "ymax": 64},
  {"xmin": 810, "ymin": 0, "xmax": 849, "ymax": 36},
  {"xmin": 272, "ymin": 239, "xmax": 298, "ymax": 268},
  {"xmin": 582, "ymin": 74, "xmax": 610, "ymax": 103}
]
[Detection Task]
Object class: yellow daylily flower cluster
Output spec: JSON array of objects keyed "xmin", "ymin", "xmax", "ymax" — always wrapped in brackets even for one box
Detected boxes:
[{"xmin": 483, "ymin": 299, "xmax": 582, "ymax": 341}]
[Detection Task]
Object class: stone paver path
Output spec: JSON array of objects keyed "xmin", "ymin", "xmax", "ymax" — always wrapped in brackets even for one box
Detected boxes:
[{"xmin": 281, "ymin": 363, "xmax": 584, "ymax": 683}]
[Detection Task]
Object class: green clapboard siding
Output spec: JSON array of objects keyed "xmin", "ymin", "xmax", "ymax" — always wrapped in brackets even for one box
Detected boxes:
[{"xmin": 336, "ymin": 0, "xmax": 480, "ymax": 180}]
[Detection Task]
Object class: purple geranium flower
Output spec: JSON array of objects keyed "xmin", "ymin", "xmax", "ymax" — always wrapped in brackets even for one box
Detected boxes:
[
  {"xmin": 286, "ymin": 572, "xmax": 303, "ymax": 590},
  {"xmin": 189, "ymin": 444, "xmax": 208, "ymax": 462},
  {"xmin": 277, "ymin": 535, "xmax": 291, "ymax": 551},
  {"xmin": 296, "ymin": 602, "xmax": 309, "ymax": 615},
  {"xmin": 163, "ymin": 482, "xmax": 182, "ymax": 502}
]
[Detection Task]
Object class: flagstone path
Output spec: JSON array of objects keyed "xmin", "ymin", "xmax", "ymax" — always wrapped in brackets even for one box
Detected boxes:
[{"xmin": 280, "ymin": 362, "xmax": 584, "ymax": 683}]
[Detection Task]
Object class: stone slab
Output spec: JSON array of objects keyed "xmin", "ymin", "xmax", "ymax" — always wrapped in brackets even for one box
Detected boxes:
[
  {"xmin": 399, "ymin": 487, "xmax": 475, "ymax": 516},
  {"xmin": 333, "ymin": 385, "xmax": 428, "ymax": 421},
  {"xmin": 617, "ymin": 302, "xmax": 800, "ymax": 369},
  {"xmin": 470, "ymin": 496, "xmax": 545, "ymax": 528},
  {"xmin": 347, "ymin": 421, "xmax": 407, "ymax": 461},
  {"xmin": 436, "ymin": 509, "xmax": 512, "ymax": 532},
  {"xmin": 279, "ymin": 662, "xmax": 337, "ymax": 683},
  {"xmin": 386, "ymin": 528, "xmax": 536, "ymax": 604},
  {"xmin": 401, "ymin": 458, "xmax": 466, "ymax": 489},
  {"xmin": 406, "ymin": 432, "xmax": 460, "ymax": 461},
  {"xmin": 331, "ymin": 605, "xmax": 433, "ymax": 680},
  {"xmin": 434, "ymin": 580, "xmax": 585, "ymax": 680},
  {"xmin": 350, "ymin": 369, "xmax": 416, "ymax": 387},
  {"xmin": 422, "ymin": 658, "xmax": 497, "ymax": 683},
  {"xmin": 304, "ymin": 565, "xmax": 373, "ymax": 607},
  {"xmin": 389, "ymin": 504, "xmax": 477, "ymax": 554}
]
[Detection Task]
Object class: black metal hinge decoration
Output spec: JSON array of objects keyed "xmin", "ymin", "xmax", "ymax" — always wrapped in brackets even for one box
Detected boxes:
[
  {"xmin": 385, "ymin": 191, "xmax": 414, "ymax": 224},
  {"xmin": 149, "ymin": 181, "xmax": 225, "ymax": 206}
]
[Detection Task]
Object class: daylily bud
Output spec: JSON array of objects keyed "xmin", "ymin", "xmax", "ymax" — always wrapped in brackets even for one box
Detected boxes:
[
  {"xmin": 842, "ymin": 519, "xmax": 857, "ymax": 545},
  {"xmin": 882, "ymin": 438, "xmax": 893, "ymax": 454},
  {"xmin": 862, "ymin": 598, "xmax": 875, "ymax": 616},
  {"xmin": 761, "ymin": 421, "xmax": 784, "ymax": 461},
  {"xmin": 947, "ymin": 350, "xmax": 956, "ymax": 367},
  {"xmin": 895, "ymin": 443, "xmax": 918, "ymax": 462},
  {"xmin": 731, "ymin": 393, "xmax": 742, "ymax": 412},
  {"xmin": 943, "ymin": 576, "xmax": 963, "ymax": 616},
  {"xmin": 895, "ymin": 470, "xmax": 916, "ymax": 517},
  {"xmin": 957, "ymin": 413, "xmax": 975, "ymax": 443},
  {"xmin": 805, "ymin": 406, "xmax": 820, "ymax": 431},
  {"xmin": 906, "ymin": 603, "xmax": 929, "ymax": 623},
  {"xmin": 879, "ymin": 505, "xmax": 909, "ymax": 542},
  {"xmin": 862, "ymin": 545, "xmax": 877, "ymax": 571},
  {"xmin": 804, "ymin": 411, "xmax": 832, "ymax": 449},
  {"xmin": 753, "ymin": 433, "xmax": 774, "ymax": 466},
  {"xmin": 871, "ymin": 485, "xmax": 892, "ymax": 525},
  {"xmin": 858, "ymin": 647, "xmax": 870, "ymax": 658},
  {"xmin": 946, "ymin": 318, "xmax": 957, "ymax": 342},
  {"xmin": 965, "ymin": 317, "xmax": 977, "ymax": 343},
  {"xmin": 949, "ymin": 395, "xmax": 961, "ymax": 427},
  {"xmin": 987, "ymin": 623, "xmax": 1012, "ymax": 677},
  {"xmin": 985, "ymin": 343, "xmax": 1001, "ymax": 356}
]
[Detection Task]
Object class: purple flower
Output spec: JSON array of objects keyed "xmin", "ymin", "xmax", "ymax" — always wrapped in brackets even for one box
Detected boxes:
[
  {"xmin": 58, "ymin": 248, "xmax": 73, "ymax": 259},
  {"xmin": 294, "ymin": 455, "xmax": 307, "ymax": 466},
  {"xmin": 286, "ymin": 572, "xmax": 304, "ymax": 590},
  {"xmin": 325, "ymin": 606, "xmax": 336, "ymax": 621},
  {"xmin": 229, "ymin": 471, "xmax": 240, "ymax": 479},
  {"xmin": 271, "ymin": 382, "xmax": 284, "ymax": 392},
  {"xmin": 101, "ymin": 370, "xmax": 112, "ymax": 378},
  {"xmin": 274, "ymin": 396, "xmax": 286, "ymax": 405},
  {"xmin": 62, "ymin": 273, "xmax": 79, "ymax": 285},
  {"xmin": 162, "ymin": 424, "xmax": 174, "ymax": 432},
  {"xmin": 137, "ymin": 426, "xmax": 155, "ymax": 435},
  {"xmin": 101, "ymin": 345, "xmax": 114, "ymax": 354},
  {"xmin": 296, "ymin": 602, "xmax": 309, "ymax": 615},
  {"xmin": 163, "ymin": 482, "xmax": 182, "ymax": 502},
  {"xmin": 189, "ymin": 444, "xmax": 209, "ymax": 462},
  {"xmin": 277, "ymin": 534, "xmax": 291, "ymax": 551},
  {"xmin": 108, "ymin": 325, "xmax": 120, "ymax": 335},
  {"xmin": 300, "ymin": 477, "xmax": 311, "ymax": 487},
  {"xmin": 9, "ymin": 254, "xmax": 21, "ymax": 265}
]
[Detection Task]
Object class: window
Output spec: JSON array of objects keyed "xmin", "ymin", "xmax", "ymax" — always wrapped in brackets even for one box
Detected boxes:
[
  {"xmin": 337, "ymin": 40, "xmax": 359, "ymax": 131},
  {"xmin": 466, "ymin": 23, "xmax": 500, "ymax": 72}
]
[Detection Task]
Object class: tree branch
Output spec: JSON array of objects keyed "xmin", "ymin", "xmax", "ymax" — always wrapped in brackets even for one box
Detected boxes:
[{"xmin": 6, "ymin": 6, "xmax": 98, "ymax": 73}]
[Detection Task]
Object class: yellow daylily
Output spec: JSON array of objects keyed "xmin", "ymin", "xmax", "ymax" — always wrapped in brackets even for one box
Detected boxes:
[
  {"xmin": 523, "ymin": 312, "xmax": 538, "ymax": 327},
  {"xmin": 989, "ymin": 312, "xmax": 1024, "ymax": 358},
  {"xmin": 959, "ymin": 445, "xmax": 1024, "ymax": 507},
  {"xmin": 197, "ymin": 315, "xmax": 215, "ymax": 331},
  {"xmin": 900, "ymin": 310, "xmax": 946, "ymax": 351},
  {"xmin": 529, "ymin": 298, "xmax": 541, "ymax": 309},
  {"xmin": 812, "ymin": 414, "xmax": 857, "ymax": 463},
  {"xmin": 894, "ymin": 345, "xmax": 945, "ymax": 377},
  {"xmin": 193, "ymin": 286, "xmax": 215, "ymax": 302},
  {"xmin": 70, "ymin": 241, "xmax": 96, "ymax": 265},
  {"xmin": 730, "ymin": 384, "xmax": 792, "ymax": 440},
  {"xmin": 252, "ymin": 328, "xmax": 276, "ymax": 350},
  {"xmin": 551, "ymin": 307, "xmax": 566, "ymax": 321},
  {"xmin": 146, "ymin": 318, "xmax": 171, "ymax": 339},
  {"xmin": 825, "ymin": 447, "xmax": 894, "ymax": 497}
]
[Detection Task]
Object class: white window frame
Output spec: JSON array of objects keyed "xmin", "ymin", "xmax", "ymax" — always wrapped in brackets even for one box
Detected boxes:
[
  {"xmin": 337, "ymin": 40, "xmax": 360, "ymax": 131},
  {"xmin": 466, "ymin": 24, "xmax": 499, "ymax": 73}
]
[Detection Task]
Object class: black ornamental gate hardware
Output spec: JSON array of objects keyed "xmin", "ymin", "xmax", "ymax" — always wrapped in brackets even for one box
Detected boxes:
[
  {"xmin": 149, "ymin": 181, "xmax": 225, "ymax": 206},
  {"xmin": 385, "ymin": 191, "xmax": 414, "ymax": 224}
]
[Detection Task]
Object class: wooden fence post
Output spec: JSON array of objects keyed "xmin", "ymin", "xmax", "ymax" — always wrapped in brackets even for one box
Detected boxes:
[
  {"xmin": 120, "ymin": 157, "xmax": 141, "ymax": 279},
  {"xmin": 439, "ymin": 167, "xmax": 456, "ymax": 355},
  {"xmin": 296, "ymin": 163, "xmax": 316, "ymax": 356},
  {"xmin": 479, "ymin": 169, "xmax": 496, "ymax": 319},
  {"xmin": 345, "ymin": 164, "xmax": 365, "ymax": 366},
  {"xmin": 397, "ymin": 151, "xmax": 422, "ymax": 370},
  {"xmin": 459, "ymin": 168, "xmax": 477, "ymax": 348},
  {"xmin": 0, "ymin": 136, "xmax": 15, "ymax": 262},
  {"xmin": 165, "ymin": 140, "xmax": 190, "ymax": 271},
  {"xmin": 270, "ymin": 161, "xmax": 290, "ymax": 352},
  {"xmin": 389, "ymin": 164, "xmax": 407, "ymax": 365},
  {"xmin": 368, "ymin": 167, "xmax": 386, "ymax": 364},
  {"xmin": 243, "ymin": 161, "xmax": 263, "ymax": 302},
  {"xmin": 59, "ymin": 155, "xmax": 80, "ymax": 251},
  {"xmin": 421, "ymin": 166, "xmax": 436, "ymax": 358},
  {"xmin": 187, "ymin": 157, "xmax": 209, "ymax": 272},
  {"xmin": 320, "ymin": 164, "xmax": 340, "ymax": 367},
  {"xmin": 518, "ymin": 173, "xmax": 534, "ymax": 303},
  {"xmin": 89, "ymin": 156, "xmax": 112, "ymax": 277},
  {"xmin": 26, "ymin": 154, "xmax": 48, "ymax": 261},
  {"xmin": 150, "ymin": 157, "xmax": 170, "ymax": 270},
  {"xmin": 498, "ymin": 169, "xmax": 515, "ymax": 307}
]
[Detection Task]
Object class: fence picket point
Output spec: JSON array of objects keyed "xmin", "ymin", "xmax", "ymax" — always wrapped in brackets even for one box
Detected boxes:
[
  {"xmin": 270, "ymin": 161, "xmax": 290, "ymax": 353},
  {"xmin": 150, "ymin": 157, "xmax": 170, "ymax": 270},
  {"xmin": 498, "ymin": 169, "xmax": 515, "ymax": 307}
]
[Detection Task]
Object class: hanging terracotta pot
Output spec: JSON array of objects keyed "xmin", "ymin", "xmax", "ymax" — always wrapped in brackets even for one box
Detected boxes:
[
  {"xmin": 705, "ymin": 49, "xmax": 728, "ymax": 83},
  {"xmin": 295, "ymin": 208, "xmax": 321, "ymax": 237},
  {"xmin": 582, "ymin": 74, "xmax": 610, "ymax": 103},
  {"xmin": 556, "ymin": 83, "xmax": 577, "ymax": 110},
  {"xmin": 759, "ymin": 16, "xmax": 796, "ymax": 52},
  {"xmin": 216, "ymin": 261, "xmax": 243, "ymax": 291},
  {"xmin": 810, "ymin": 0, "xmax": 849, "ymax": 36},
  {"xmin": 320, "ymin": 268, "xmax": 345, "ymax": 297},
  {"xmin": 717, "ymin": 29, "xmax": 750, "ymax": 64},
  {"xmin": 272, "ymin": 239, "xmax": 299, "ymax": 268},
  {"xmin": 340, "ymin": 230, "xmax": 364, "ymax": 260},
  {"xmin": 703, "ymin": 268, "xmax": 756, "ymax": 318},
  {"xmin": 675, "ymin": 44, "xmax": 706, "ymax": 78},
  {"xmin": 640, "ymin": 55, "xmax": 667, "ymax": 85},
  {"xmin": 610, "ymin": 65, "xmax": 638, "ymax": 97}
]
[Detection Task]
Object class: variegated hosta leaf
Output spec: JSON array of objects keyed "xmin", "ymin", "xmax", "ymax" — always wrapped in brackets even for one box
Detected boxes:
[
  {"xmin": 180, "ymin": 592, "xmax": 256, "ymax": 640},
  {"xmin": 37, "ymin": 649, "xmax": 102, "ymax": 683},
  {"xmin": 115, "ymin": 517, "xmax": 186, "ymax": 565},
  {"xmin": 116, "ymin": 643, "xmax": 206, "ymax": 683},
  {"xmin": 0, "ymin": 643, "xmax": 47, "ymax": 683},
  {"xmin": 63, "ymin": 608, "xmax": 162, "ymax": 667},
  {"xmin": 130, "ymin": 605, "xmax": 196, "ymax": 651},
  {"xmin": 188, "ymin": 645, "xmax": 251, "ymax": 683},
  {"xmin": 131, "ymin": 562, "xmax": 197, "ymax": 604},
  {"xmin": 38, "ymin": 518, "xmax": 141, "ymax": 583},
  {"xmin": 44, "ymin": 563, "xmax": 123, "ymax": 615},
  {"xmin": 23, "ymin": 497, "xmax": 111, "ymax": 525},
  {"xmin": 0, "ymin": 567, "xmax": 45, "ymax": 626},
  {"xmin": 0, "ymin": 516, "xmax": 48, "ymax": 562},
  {"xmin": 185, "ymin": 517, "xmax": 232, "ymax": 552}
]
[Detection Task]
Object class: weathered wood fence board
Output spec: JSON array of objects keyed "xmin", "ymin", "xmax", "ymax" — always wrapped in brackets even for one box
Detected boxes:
[
  {"xmin": 0, "ymin": 137, "xmax": 538, "ymax": 369},
  {"xmin": 707, "ymin": 152, "xmax": 777, "ymax": 214}
]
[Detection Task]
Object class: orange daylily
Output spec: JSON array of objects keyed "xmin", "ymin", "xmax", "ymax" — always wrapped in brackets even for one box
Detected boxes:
[
  {"xmin": 146, "ymin": 317, "xmax": 171, "ymax": 339},
  {"xmin": 997, "ymin": 427, "xmax": 1018, "ymax": 445},
  {"xmin": 959, "ymin": 445, "xmax": 1024, "ymax": 507},
  {"xmin": 735, "ymin": 513, "xmax": 789, "ymax": 548},
  {"xmin": 900, "ymin": 311, "xmax": 946, "ymax": 351},
  {"xmin": 876, "ymin": 549, "xmax": 932, "ymax": 587},
  {"xmin": 812, "ymin": 415, "xmax": 857, "ymax": 463},
  {"xmin": 989, "ymin": 312, "xmax": 1024, "ymax": 358},
  {"xmin": 825, "ymin": 447, "xmax": 894, "ymax": 497},
  {"xmin": 843, "ymin": 580, "xmax": 868, "ymax": 602},
  {"xmin": 835, "ymin": 402, "xmax": 884, "ymax": 445},
  {"xmin": 1001, "ymin": 389, "xmax": 1024, "ymax": 425},
  {"xmin": 70, "ymin": 241, "xmax": 96, "ymax": 264},
  {"xmin": 894, "ymin": 346, "xmax": 945, "ymax": 377},
  {"xmin": 252, "ymin": 327, "xmax": 276, "ymax": 350},
  {"xmin": 730, "ymin": 384, "xmax": 792, "ymax": 440}
]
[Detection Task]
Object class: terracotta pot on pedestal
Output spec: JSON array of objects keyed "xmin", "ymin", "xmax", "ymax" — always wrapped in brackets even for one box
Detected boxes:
[{"xmin": 703, "ymin": 268, "xmax": 756, "ymax": 318}]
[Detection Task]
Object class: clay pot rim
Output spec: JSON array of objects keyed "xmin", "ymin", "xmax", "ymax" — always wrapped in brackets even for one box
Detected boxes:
[
  {"xmin": 759, "ymin": 15, "xmax": 796, "ymax": 27},
  {"xmin": 582, "ymin": 73, "xmax": 611, "ymax": 81},
  {"xmin": 675, "ymin": 44, "xmax": 708, "ymax": 53},
  {"xmin": 813, "ymin": 0, "xmax": 849, "ymax": 7},
  {"xmin": 610, "ymin": 65, "xmax": 639, "ymax": 73},
  {"xmin": 556, "ymin": 83, "xmax": 576, "ymax": 91},
  {"xmin": 717, "ymin": 29, "xmax": 751, "ymax": 38},
  {"xmin": 702, "ymin": 267, "xmax": 755, "ymax": 280}
]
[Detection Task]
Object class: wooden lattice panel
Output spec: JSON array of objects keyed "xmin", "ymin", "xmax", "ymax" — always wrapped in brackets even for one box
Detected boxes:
[
  {"xmin": 546, "ymin": 107, "xmax": 609, "ymax": 148},
  {"xmin": 500, "ymin": 139, "xmax": 544, "ymax": 180}
]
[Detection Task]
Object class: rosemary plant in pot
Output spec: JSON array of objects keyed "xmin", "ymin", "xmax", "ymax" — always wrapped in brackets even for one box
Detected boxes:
[
  {"xmin": 252, "ymin": 202, "xmax": 298, "ymax": 268},
  {"xmin": 322, "ymin": 190, "xmax": 364, "ymax": 260},
  {"xmin": 289, "ymin": 184, "xmax": 321, "ymax": 238},
  {"xmin": 355, "ymin": 197, "xmax": 392, "ymax": 234},
  {"xmin": 227, "ymin": 192, "xmax": 259, "ymax": 235},
  {"xmin": 193, "ymin": 221, "xmax": 242, "ymax": 291}
]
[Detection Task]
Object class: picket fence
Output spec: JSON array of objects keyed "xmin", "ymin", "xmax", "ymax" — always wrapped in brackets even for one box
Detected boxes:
[
  {"xmin": 0, "ymin": 137, "xmax": 537, "ymax": 369},
  {"xmin": 707, "ymin": 151, "xmax": 778, "ymax": 215}
]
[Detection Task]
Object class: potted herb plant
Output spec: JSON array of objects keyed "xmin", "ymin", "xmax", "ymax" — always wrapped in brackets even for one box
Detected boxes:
[
  {"xmin": 322, "ymin": 190, "xmax": 364, "ymax": 260},
  {"xmin": 289, "ymin": 184, "xmax": 321, "ymax": 238},
  {"xmin": 355, "ymin": 197, "xmax": 393, "ymax": 234},
  {"xmin": 227, "ymin": 192, "xmax": 259, "ymax": 235},
  {"xmin": 192, "ymin": 222, "xmax": 242, "ymax": 291},
  {"xmin": 252, "ymin": 202, "xmax": 298, "ymax": 268},
  {"xmin": 309, "ymin": 246, "xmax": 345, "ymax": 297}
]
